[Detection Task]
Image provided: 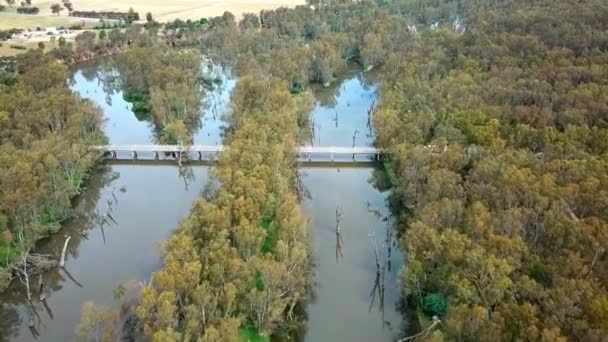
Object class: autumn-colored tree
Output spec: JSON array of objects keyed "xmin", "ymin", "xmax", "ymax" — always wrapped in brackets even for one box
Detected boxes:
[
  {"xmin": 373, "ymin": 0, "xmax": 608, "ymax": 339},
  {"xmin": 0, "ymin": 52, "xmax": 104, "ymax": 291}
]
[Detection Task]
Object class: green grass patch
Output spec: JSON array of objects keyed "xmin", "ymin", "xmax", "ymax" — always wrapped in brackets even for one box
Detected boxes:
[
  {"xmin": 0, "ymin": 240, "xmax": 20, "ymax": 268},
  {"xmin": 260, "ymin": 216, "xmax": 278, "ymax": 254},
  {"xmin": 418, "ymin": 308, "xmax": 433, "ymax": 327},
  {"xmin": 239, "ymin": 324, "xmax": 269, "ymax": 342},
  {"xmin": 383, "ymin": 160, "xmax": 399, "ymax": 188},
  {"xmin": 528, "ymin": 261, "xmax": 553, "ymax": 288},
  {"xmin": 255, "ymin": 270, "xmax": 264, "ymax": 292},
  {"xmin": 37, "ymin": 204, "xmax": 62, "ymax": 235},
  {"xmin": 66, "ymin": 168, "xmax": 85, "ymax": 193}
]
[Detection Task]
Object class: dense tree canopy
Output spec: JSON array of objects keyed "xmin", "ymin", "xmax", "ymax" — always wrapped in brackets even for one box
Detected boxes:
[
  {"xmin": 136, "ymin": 74, "xmax": 313, "ymax": 340},
  {"xmin": 131, "ymin": 0, "xmax": 608, "ymax": 339},
  {"xmin": 373, "ymin": 0, "xmax": 608, "ymax": 340},
  {"xmin": 0, "ymin": 52, "xmax": 104, "ymax": 290},
  {"xmin": 3, "ymin": 0, "xmax": 604, "ymax": 340}
]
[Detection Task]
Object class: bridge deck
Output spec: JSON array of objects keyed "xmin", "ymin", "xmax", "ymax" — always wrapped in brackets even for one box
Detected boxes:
[{"xmin": 93, "ymin": 145, "xmax": 381, "ymax": 155}]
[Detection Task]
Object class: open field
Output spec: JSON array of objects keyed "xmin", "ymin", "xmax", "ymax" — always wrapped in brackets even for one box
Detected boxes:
[
  {"xmin": 0, "ymin": 39, "xmax": 59, "ymax": 56},
  {"xmin": 0, "ymin": 12, "xmax": 84, "ymax": 30},
  {"xmin": 1, "ymin": 0, "xmax": 304, "ymax": 55},
  {"xmin": 1, "ymin": 0, "xmax": 305, "ymax": 30}
]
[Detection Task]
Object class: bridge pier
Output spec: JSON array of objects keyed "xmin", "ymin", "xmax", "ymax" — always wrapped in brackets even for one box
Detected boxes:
[
  {"xmin": 153, "ymin": 151, "xmax": 159, "ymax": 160},
  {"xmin": 198, "ymin": 152, "xmax": 202, "ymax": 161},
  {"xmin": 131, "ymin": 151, "xmax": 138, "ymax": 159}
]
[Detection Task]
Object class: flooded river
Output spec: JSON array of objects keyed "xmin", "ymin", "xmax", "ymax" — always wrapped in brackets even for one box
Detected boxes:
[
  {"xmin": 0, "ymin": 62, "xmax": 405, "ymax": 341},
  {"xmin": 301, "ymin": 167, "xmax": 404, "ymax": 341}
]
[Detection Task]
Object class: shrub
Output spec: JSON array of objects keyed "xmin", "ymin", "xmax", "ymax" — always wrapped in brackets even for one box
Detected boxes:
[
  {"xmin": 70, "ymin": 10, "xmax": 139, "ymax": 21},
  {"xmin": 0, "ymin": 5, "xmax": 6, "ymax": 12},
  {"xmin": 239, "ymin": 325, "xmax": 269, "ymax": 342},
  {"xmin": 16, "ymin": 6, "xmax": 39, "ymax": 14},
  {"xmin": 0, "ymin": 268, "xmax": 11, "ymax": 292},
  {"xmin": 10, "ymin": 45, "xmax": 27, "ymax": 50},
  {"xmin": 528, "ymin": 261, "xmax": 553, "ymax": 287},
  {"xmin": 0, "ymin": 29, "xmax": 23, "ymax": 41},
  {"xmin": 422, "ymin": 293, "xmax": 448, "ymax": 317},
  {"xmin": 69, "ymin": 24, "xmax": 83, "ymax": 30},
  {"xmin": 290, "ymin": 80, "xmax": 305, "ymax": 94}
]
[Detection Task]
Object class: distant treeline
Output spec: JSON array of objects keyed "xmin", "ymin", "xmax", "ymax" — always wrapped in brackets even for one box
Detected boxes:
[
  {"xmin": 16, "ymin": 6, "xmax": 39, "ymax": 14},
  {"xmin": 70, "ymin": 10, "xmax": 139, "ymax": 21}
]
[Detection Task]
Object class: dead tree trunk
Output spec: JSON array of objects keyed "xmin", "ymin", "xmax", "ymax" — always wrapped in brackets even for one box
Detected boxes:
[
  {"xmin": 23, "ymin": 253, "xmax": 31, "ymax": 301},
  {"xmin": 38, "ymin": 274, "xmax": 46, "ymax": 301},
  {"xmin": 367, "ymin": 100, "xmax": 375, "ymax": 132},
  {"xmin": 398, "ymin": 316, "xmax": 441, "ymax": 342},
  {"xmin": 60, "ymin": 236, "xmax": 72, "ymax": 268},
  {"xmin": 335, "ymin": 205, "xmax": 344, "ymax": 263},
  {"xmin": 369, "ymin": 234, "xmax": 384, "ymax": 313}
]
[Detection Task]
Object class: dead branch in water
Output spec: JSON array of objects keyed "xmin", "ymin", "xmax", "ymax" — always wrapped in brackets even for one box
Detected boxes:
[
  {"xmin": 398, "ymin": 316, "xmax": 442, "ymax": 342},
  {"xmin": 60, "ymin": 236, "xmax": 72, "ymax": 268},
  {"xmin": 335, "ymin": 205, "xmax": 344, "ymax": 263},
  {"xmin": 368, "ymin": 233, "xmax": 385, "ymax": 315},
  {"xmin": 38, "ymin": 274, "xmax": 46, "ymax": 301},
  {"xmin": 12, "ymin": 250, "xmax": 57, "ymax": 301}
]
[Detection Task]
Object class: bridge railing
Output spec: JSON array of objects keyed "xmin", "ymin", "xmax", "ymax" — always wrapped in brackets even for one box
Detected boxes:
[
  {"xmin": 93, "ymin": 144, "xmax": 384, "ymax": 162},
  {"xmin": 93, "ymin": 144, "xmax": 381, "ymax": 154}
]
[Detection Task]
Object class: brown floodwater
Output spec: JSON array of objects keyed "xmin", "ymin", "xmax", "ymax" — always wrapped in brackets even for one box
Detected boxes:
[
  {"xmin": 300, "ymin": 166, "xmax": 405, "ymax": 341},
  {"xmin": 0, "ymin": 164, "xmax": 210, "ymax": 341}
]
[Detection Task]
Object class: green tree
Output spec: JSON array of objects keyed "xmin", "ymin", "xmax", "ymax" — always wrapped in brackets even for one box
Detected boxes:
[
  {"xmin": 50, "ymin": 2, "xmax": 62, "ymax": 15},
  {"xmin": 239, "ymin": 13, "xmax": 260, "ymax": 31}
]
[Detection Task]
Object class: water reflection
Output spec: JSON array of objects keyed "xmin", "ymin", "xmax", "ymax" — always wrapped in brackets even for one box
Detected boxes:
[
  {"xmin": 309, "ymin": 71, "xmax": 378, "ymax": 147},
  {"xmin": 70, "ymin": 64, "xmax": 157, "ymax": 144},
  {"xmin": 69, "ymin": 60, "xmax": 235, "ymax": 146},
  {"xmin": 0, "ymin": 164, "xmax": 211, "ymax": 341},
  {"xmin": 193, "ymin": 63, "xmax": 236, "ymax": 145},
  {"xmin": 300, "ymin": 167, "xmax": 405, "ymax": 342}
]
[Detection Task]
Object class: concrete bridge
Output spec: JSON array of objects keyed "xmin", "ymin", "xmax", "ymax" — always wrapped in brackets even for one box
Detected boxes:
[{"xmin": 93, "ymin": 144, "xmax": 384, "ymax": 163}]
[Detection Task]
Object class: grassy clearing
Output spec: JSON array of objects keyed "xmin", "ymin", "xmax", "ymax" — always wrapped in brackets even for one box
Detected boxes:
[
  {"xmin": 57, "ymin": 0, "xmax": 304, "ymax": 21},
  {"xmin": 0, "ymin": 11, "xmax": 82, "ymax": 30},
  {"xmin": 0, "ymin": 40, "xmax": 60, "ymax": 56},
  {"xmin": 239, "ymin": 325, "xmax": 269, "ymax": 342}
]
